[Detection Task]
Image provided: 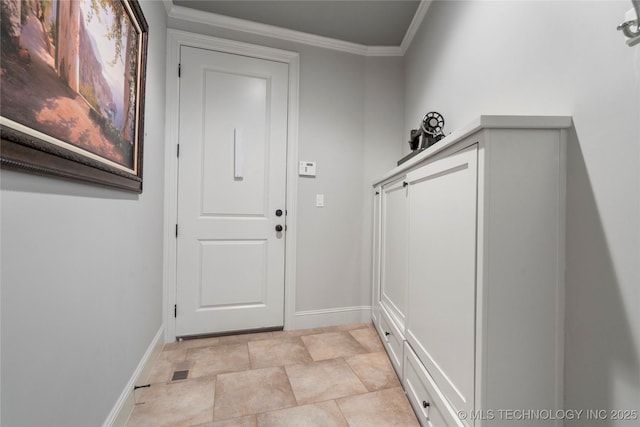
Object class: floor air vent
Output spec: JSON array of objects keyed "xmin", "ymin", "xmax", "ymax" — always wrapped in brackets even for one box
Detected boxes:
[{"xmin": 171, "ymin": 370, "xmax": 189, "ymax": 381}]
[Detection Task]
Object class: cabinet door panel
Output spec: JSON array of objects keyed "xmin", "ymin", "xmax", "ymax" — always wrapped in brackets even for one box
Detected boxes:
[
  {"xmin": 378, "ymin": 308, "xmax": 404, "ymax": 375},
  {"xmin": 404, "ymin": 343, "xmax": 466, "ymax": 427},
  {"xmin": 380, "ymin": 178, "xmax": 408, "ymax": 329},
  {"xmin": 406, "ymin": 146, "xmax": 478, "ymax": 416}
]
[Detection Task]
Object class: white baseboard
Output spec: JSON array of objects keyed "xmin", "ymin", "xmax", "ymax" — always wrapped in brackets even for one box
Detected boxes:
[
  {"xmin": 293, "ymin": 306, "xmax": 372, "ymax": 330},
  {"xmin": 103, "ymin": 325, "xmax": 165, "ymax": 427}
]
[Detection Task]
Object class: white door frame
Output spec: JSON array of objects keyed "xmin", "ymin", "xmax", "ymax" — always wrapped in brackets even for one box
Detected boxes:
[{"xmin": 163, "ymin": 29, "xmax": 299, "ymax": 343}]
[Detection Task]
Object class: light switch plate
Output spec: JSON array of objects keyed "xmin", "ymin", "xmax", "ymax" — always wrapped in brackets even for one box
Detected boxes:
[
  {"xmin": 299, "ymin": 161, "xmax": 317, "ymax": 177},
  {"xmin": 316, "ymin": 194, "xmax": 324, "ymax": 207}
]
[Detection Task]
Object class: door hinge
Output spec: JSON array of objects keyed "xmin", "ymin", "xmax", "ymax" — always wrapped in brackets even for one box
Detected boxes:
[
  {"xmin": 177, "ymin": 144, "xmax": 180, "ymax": 158},
  {"xmin": 174, "ymin": 304, "xmax": 177, "ymax": 318},
  {"xmin": 178, "ymin": 63, "xmax": 181, "ymax": 78},
  {"xmin": 175, "ymin": 224, "xmax": 179, "ymax": 238}
]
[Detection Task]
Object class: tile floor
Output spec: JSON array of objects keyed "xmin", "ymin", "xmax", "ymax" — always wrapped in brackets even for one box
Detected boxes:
[{"xmin": 126, "ymin": 322, "xmax": 420, "ymax": 427}]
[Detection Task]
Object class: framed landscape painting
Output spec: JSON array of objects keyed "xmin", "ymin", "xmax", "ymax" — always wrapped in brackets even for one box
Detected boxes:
[{"xmin": 0, "ymin": 0, "xmax": 148, "ymax": 192}]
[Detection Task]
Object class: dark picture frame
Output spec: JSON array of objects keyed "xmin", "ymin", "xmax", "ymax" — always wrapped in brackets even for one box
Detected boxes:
[{"xmin": 0, "ymin": 0, "xmax": 148, "ymax": 193}]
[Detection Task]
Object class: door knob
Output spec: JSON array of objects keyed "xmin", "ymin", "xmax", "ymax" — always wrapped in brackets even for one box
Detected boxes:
[
  {"xmin": 275, "ymin": 225, "xmax": 283, "ymax": 232},
  {"xmin": 276, "ymin": 209, "xmax": 283, "ymax": 217}
]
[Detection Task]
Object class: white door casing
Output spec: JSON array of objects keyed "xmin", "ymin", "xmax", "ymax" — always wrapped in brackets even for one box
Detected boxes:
[{"xmin": 164, "ymin": 31, "xmax": 300, "ymax": 341}]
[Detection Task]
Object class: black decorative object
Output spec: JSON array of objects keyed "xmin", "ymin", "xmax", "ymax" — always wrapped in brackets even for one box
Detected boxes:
[
  {"xmin": 421, "ymin": 111, "xmax": 445, "ymax": 147},
  {"xmin": 408, "ymin": 128, "xmax": 422, "ymax": 151},
  {"xmin": 399, "ymin": 111, "xmax": 446, "ymax": 165}
]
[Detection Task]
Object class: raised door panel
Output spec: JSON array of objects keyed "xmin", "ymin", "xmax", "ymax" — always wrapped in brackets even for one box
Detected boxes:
[
  {"xmin": 380, "ymin": 178, "xmax": 408, "ymax": 330},
  {"xmin": 406, "ymin": 146, "xmax": 478, "ymax": 417}
]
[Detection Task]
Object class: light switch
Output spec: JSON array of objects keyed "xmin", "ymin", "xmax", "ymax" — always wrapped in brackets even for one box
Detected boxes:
[
  {"xmin": 316, "ymin": 194, "xmax": 324, "ymax": 207},
  {"xmin": 299, "ymin": 161, "xmax": 317, "ymax": 177}
]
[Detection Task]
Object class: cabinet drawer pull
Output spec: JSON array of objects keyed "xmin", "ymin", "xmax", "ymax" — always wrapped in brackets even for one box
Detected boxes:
[
  {"xmin": 384, "ymin": 331, "xmax": 391, "ymax": 336},
  {"xmin": 423, "ymin": 401, "xmax": 430, "ymax": 408}
]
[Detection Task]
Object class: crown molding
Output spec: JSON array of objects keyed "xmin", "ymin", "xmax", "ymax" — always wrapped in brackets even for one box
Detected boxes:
[
  {"xmin": 165, "ymin": 1, "xmax": 430, "ymax": 57},
  {"xmin": 168, "ymin": 4, "xmax": 370, "ymax": 56},
  {"xmin": 401, "ymin": 0, "xmax": 432, "ymax": 54},
  {"xmin": 366, "ymin": 46, "xmax": 404, "ymax": 57}
]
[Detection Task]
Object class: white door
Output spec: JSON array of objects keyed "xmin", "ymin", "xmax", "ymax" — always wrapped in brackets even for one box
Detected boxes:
[{"xmin": 176, "ymin": 46, "xmax": 289, "ymax": 337}]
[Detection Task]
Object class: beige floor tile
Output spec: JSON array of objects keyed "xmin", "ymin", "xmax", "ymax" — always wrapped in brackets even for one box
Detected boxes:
[
  {"xmin": 188, "ymin": 343, "xmax": 250, "ymax": 379},
  {"xmin": 301, "ymin": 331, "xmax": 368, "ymax": 361},
  {"xmin": 147, "ymin": 348, "xmax": 192, "ymax": 384},
  {"xmin": 147, "ymin": 358, "xmax": 175, "ymax": 384},
  {"xmin": 345, "ymin": 352, "xmax": 401, "ymax": 392},
  {"xmin": 214, "ymin": 366, "xmax": 296, "ymax": 421},
  {"xmin": 126, "ymin": 377, "xmax": 215, "ymax": 427},
  {"xmin": 275, "ymin": 327, "xmax": 327, "ymax": 338},
  {"xmin": 331, "ymin": 322, "xmax": 372, "ymax": 332},
  {"xmin": 257, "ymin": 400, "xmax": 349, "ymax": 427},
  {"xmin": 337, "ymin": 387, "xmax": 420, "ymax": 427},
  {"xmin": 248, "ymin": 337, "xmax": 313, "ymax": 369},
  {"xmin": 163, "ymin": 337, "xmax": 221, "ymax": 351},
  {"xmin": 349, "ymin": 327, "xmax": 385, "ymax": 353},
  {"xmin": 217, "ymin": 331, "xmax": 274, "ymax": 345},
  {"xmin": 285, "ymin": 358, "xmax": 368, "ymax": 405},
  {"xmin": 159, "ymin": 347, "xmax": 189, "ymax": 362},
  {"xmin": 127, "ymin": 325, "xmax": 412, "ymax": 427},
  {"xmin": 194, "ymin": 415, "xmax": 258, "ymax": 427}
]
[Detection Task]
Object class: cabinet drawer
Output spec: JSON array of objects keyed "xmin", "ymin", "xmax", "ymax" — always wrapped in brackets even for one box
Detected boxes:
[
  {"xmin": 378, "ymin": 308, "xmax": 403, "ymax": 375},
  {"xmin": 403, "ymin": 343, "xmax": 466, "ymax": 427}
]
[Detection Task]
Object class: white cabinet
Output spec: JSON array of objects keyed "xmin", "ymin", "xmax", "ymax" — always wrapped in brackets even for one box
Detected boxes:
[
  {"xmin": 372, "ymin": 116, "xmax": 571, "ymax": 427},
  {"xmin": 406, "ymin": 146, "xmax": 478, "ymax": 419},
  {"xmin": 380, "ymin": 177, "xmax": 409, "ymax": 330},
  {"xmin": 379, "ymin": 305, "xmax": 404, "ymax": 374},
  {"xmin": 404, "ymin": 342, "xmax": 465, "ymax": 427},
  {"xmin": 374, "ymin": 177, "xmax": 409, "ymax": 374}
]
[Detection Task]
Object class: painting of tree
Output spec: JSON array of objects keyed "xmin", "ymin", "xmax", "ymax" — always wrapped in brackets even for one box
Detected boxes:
[{"xmin": 0, "ymin": 0, "xmax": 147, "ymax": 192}]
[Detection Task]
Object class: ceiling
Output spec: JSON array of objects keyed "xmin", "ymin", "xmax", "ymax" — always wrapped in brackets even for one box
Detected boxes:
[{"xmin": 172, "ymin": 1, "xmax": 422, "ymax": 46}]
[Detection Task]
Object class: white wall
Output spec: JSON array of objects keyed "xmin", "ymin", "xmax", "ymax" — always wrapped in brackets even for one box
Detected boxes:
[
  {"xmin": 166, "ymin": 16, "xmax": 404, "ymax": 322},
  {"xmin": 0, "ymin": 1, "xmax": 167, "ymax": 425},
  {"xmin": 404, "ymin": 1, "xmax": 639, "ymax": 424}
]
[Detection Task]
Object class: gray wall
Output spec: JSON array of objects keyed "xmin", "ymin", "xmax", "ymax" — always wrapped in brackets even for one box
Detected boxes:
[
  {"xmin": 361, "ymin": 56, "xmax": 405, "ymax": 303},
  {"xmin": 167, "ymin": 16, "xmax": 404, "ymax": 315},
  {"xmin": 0, "ymin": 1, "xmax": 167, "ymax": 425},
  {"xmin": 404, "ymin": 1, "xmax": 639, "ymax": 423}
]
